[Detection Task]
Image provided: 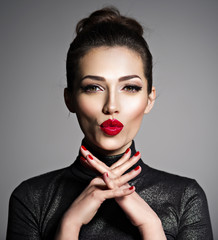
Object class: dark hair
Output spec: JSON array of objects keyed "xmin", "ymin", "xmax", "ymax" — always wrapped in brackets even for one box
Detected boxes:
[{"xmin": 66, "ymin": 7, "xmax": 153, "ymax": 94}]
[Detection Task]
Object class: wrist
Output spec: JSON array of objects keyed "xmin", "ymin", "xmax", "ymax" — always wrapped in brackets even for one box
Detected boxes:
[
  {"xmin": 138, "ymin": 218, "xmax": 166, "ymax": 240},
  {"xmin": 55, "ymin": 217, "xmax": 81, "ymax": 240}
]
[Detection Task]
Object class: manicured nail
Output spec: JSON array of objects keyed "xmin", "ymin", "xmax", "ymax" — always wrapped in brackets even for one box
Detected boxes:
[
  {"xmin": 88, "ymin": 154, "xmax": 93, "ymax": 160},
  {"xmin": 129, "ymin": 186, "xmax": 134, "ymax": 190},
  {"xmin": 134, "ymin": 151, "xmax": 140, "ymax": 157},
  {"xmin": 125, "ymin": 148, "xmax": 130, "ymax": 154},
  {"xmin": 134, "ymin": 166, "xmax": 140, "ymax": 171},
  {"xmin": 106, "ymin": 172, "xmax": 109, "ymax": 177},
  {"xmin": 81, "ymin": 145, "xmax": 87, "ymax": 151},
  {"xmin": 80, "ymin": 156, "xmax": 86, "ymax": 161}
]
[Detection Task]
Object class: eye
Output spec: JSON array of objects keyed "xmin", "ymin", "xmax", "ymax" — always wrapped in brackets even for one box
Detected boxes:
[
  {"xmin": 81, "ymin": 85, "xmax": 103, "ymax": 93},
  {"xmin": 122, "ymin": 85, "xmax": 142, "ymax": 93}
]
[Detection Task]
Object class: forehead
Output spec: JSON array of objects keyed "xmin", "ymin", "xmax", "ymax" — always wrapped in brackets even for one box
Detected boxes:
[{"xmin": 79, "ymin": 46, "xmax": 145, "ymax": 78}]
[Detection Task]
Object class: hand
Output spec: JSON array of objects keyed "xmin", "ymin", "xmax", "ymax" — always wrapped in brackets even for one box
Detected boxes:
[
  {"xmin": 80, "ymin": 147, "xmax": 142, "ymax": 186},
  {"xmin": 80, "ymin": 146, "xmax": 166, "ymax": 240},
  {"xmin": 55, "ymin": 152, "xmax": 138, "ymax": 240},
  {"xmin": 61, "ymin": 175, "xmax": 134, "ymax": 227}
]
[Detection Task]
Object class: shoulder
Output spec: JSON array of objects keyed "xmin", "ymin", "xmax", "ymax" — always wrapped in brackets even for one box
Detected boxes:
[
  {"xmin": 10, "ymin": 166, "xmax": 70, "ymax": 202},
  {"xmin": 137, "ymin": 164, "xmax": 213, "ymax": 237},
  {"xmin": 141, "ymin": 165, "xmax": 212, "ymax": 226},
  {"xmin": 145, "ymin": 164, "xmax": 203, "ymax": 190},
  {"xmin": 140, "ymin": 163, "xmax": 207, "ymax": 203},
  {"xmin": 145, "ymin": 168, "xmax": 213, "ymax": 236}
]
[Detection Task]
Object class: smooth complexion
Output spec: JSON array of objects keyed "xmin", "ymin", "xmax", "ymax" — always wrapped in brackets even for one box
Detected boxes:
[
  {"xmin": 59, "ymin": 46, "xmax": 167, "ymax": 240},
  {"xmin": 65, "ymin": 46, "xmax": 156, "ymax": 155}
]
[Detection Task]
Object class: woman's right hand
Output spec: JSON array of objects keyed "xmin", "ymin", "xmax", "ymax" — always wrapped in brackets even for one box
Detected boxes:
[
  {"xmin": 55, "ymin": 168, "xmax": 138, "ymax": 240},
  {"xmin": 80, "ymin": 147, "xmax": 166, "ymax": 240}
]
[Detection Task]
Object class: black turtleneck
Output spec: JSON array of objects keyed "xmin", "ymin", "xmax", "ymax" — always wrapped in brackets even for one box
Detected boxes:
[
  {"xmin": 7, "ymin": 141, "xmax": 213, "ymax": 239},
  {"xmin": 71, "ymin": 140, "xmax": 144, "ymax": 182}
]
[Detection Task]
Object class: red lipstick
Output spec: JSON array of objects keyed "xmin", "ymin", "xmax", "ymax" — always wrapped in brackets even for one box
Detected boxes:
[{"xmin": 100, "ymin": 119, "xmax": 124, "ymax": 136}]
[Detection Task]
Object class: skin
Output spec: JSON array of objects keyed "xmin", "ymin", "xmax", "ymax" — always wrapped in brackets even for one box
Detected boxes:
[
  {"xmin": 57, "ymin": 46, "xmax": 166, "ymax": 239},
  {"xmin": 65, "ymin": 46, "xmax": 156, "ymax": 155}
]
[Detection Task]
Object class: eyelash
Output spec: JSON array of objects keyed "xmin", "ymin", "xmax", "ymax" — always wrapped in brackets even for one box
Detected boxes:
[
  {"xmin": 81, "ymin": 85, "xmax": 102, "ymax": 93},
  {"xmin": 80, "ymin": 84, "xmax": 142, "ymax": 93},
  {"xmin": 123, "ymin": 85, "xmax": 142, "ymax": 93}
]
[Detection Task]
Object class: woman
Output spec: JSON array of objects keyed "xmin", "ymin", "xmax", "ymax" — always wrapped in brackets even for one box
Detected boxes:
[{"xmin": 7, "ymin": 7, "xmax": 213, "ymax": 240}]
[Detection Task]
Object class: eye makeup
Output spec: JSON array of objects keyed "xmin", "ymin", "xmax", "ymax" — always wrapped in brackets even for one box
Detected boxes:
[{"xmin": 80, "ymin": 84, "xmax": 103, "ymax": 93}]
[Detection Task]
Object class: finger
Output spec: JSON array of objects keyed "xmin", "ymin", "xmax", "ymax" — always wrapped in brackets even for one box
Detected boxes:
[
  {"xmin": 103, "ymin": 185, "xmax": 135, "ymax": 200},
  {"xmin": 103, "ymin": 166, "xmax": 141, "ymax": 189},
  {"xmin": 80, "ymin": 145, "xmax": 103, "ymax": 165},
  {"xmin": 89, "ymin": 177, "xmax": 106, "ymax": 190},
  {"xmin": 80, "ymin": 146, "xmax": 110, "ymax": 174},
  {"xmin": 80, "ymin": 156, "xmax": 101, "ymax": 174},
  {"xmin": 86, "ymin": 154, "xmax": 111, "ymax": 175},
  {"xmin": 110, "ymin": 148, "xmax": 131, "ymax": 169},
  {"xmin": 80, "ymin": 156, "xmax": 91, "ymax": 168},
  {"xmin": 113, "ymin": 151, "xmax": 141, "ymax": 176},
  {"xmin": 115, "ymin": 166, "xmax": 141, "ymax": 187},
  {"xmin": 102, "ymin": 172, "xmax": 116, "ymax": 189}
]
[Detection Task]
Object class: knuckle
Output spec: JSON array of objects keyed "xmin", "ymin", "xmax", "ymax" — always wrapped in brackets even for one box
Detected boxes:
[
  {"xmin": 90, "ymin": 190, "xmax": 104, "ymax": 202},
  {"xmin": 90, "ymin": 190, "xmax": 99, "ymax": 199},
  {"xmin": 87, "ymin": 185, "xmax": 96, "ymax": 194},
  {"xmin": 112, "ymin": 168, "xmax": 120, "ymax": 176},
  {"xmin": 113, "ymin": 187, "xmax": 121, "ymax": 195},
  {"xmin": 115, "ymin": 178, "xmax": 121, "ymax": 186},
  {"xmin": 90, "ymin": 178, "xmax": 99, "ymax": 185},
  {"xmin": 107, "ymin": 170, "xmax": 116, "ymax": 178}
]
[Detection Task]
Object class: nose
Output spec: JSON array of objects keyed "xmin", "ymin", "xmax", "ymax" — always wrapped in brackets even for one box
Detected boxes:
[{"xmin": 102, "ymin": 90, "xmax": 119, "ymax": 115}]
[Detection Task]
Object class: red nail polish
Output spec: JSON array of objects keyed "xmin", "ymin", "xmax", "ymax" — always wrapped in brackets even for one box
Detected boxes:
[
  {"xmin": 80, "ymin": 156, "xmax": 86, "ymax": 161},
  {"xmin": 134, "ymin": 166, "xmax": 140, "ymax": 171},
  {"xmin": 106, "ymin": 172, "xmax": 109, "ymax": 177},
  {"xmin": 134, "ymin": 151, "xmax": 140, "ymax": 157},
  {"xmin": 81, "ymin": 145, "xmax": 87, "ymax": 151},
  {"xmin": 125, "ymin": 148, "xmax": 130, "ymax": 154},
  {"xmin": 88, "ymin": 154, "xmax": 93, "ymax": 160},
  {"xmin": 129, "ymin": 186, "xmax": 134, "ymax": 190}
]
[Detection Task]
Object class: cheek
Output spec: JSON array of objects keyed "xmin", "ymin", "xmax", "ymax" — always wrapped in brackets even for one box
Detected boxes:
[
  {"xmin": 76, "ymin": 96, "xmax": 100, "ymax": 119},
  {"xmin": 121, "ymin": 96, "xmax": 147, "ymax": 124}
]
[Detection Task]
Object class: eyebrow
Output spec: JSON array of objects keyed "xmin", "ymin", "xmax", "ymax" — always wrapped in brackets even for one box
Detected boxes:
[{"xmin": 80, "ymin": 75, "xmax": 142, "ymax": 82}]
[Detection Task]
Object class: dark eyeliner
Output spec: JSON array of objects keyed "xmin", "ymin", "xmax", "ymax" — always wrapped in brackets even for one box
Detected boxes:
[
  {"xmin": 80, "ymin": 84, "xmax": 101, "ymax": 92},
  {"xmin": 124, "ymin": 85, "xmax": 142, "ymax": 92}
]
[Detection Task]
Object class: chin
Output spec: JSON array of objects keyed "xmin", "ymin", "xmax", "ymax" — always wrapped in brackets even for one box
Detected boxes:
[{"xmin": 93, "ymin": 135, "xmax": 132, "ymax": 155}]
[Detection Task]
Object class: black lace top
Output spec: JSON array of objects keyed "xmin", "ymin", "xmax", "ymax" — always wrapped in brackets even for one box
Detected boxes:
[{"xmin": 7, "ymin": 141, "xmax": 213, "ymax": 239}]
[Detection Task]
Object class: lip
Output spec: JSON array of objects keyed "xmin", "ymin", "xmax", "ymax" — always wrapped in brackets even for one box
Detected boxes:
[{"xmin": 100, "ymin": 119, "xmax": 124, "ymax": 136}]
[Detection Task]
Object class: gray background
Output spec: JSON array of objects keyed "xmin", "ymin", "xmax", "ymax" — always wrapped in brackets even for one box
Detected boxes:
[{"xmin": 0, "ymin": 0, "xmax": 217, "ymax": 238}]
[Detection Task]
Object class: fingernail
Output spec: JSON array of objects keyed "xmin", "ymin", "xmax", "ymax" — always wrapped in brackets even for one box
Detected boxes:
[
  {"xmin": 134, "ymin": 166, "xmax": 140, "ymax": 171},
  {"xmin": 81, "ymin": 145, "xmax": 87, "ymax": 151},
  {"xmin": 125, "ymin": 148, "xmax": 130, "ymax": 154},
  {"xmin": 134, "ymin": 151, "xmax": 140, "ymax": 157},
  {"xmin": 80, "ymin": 156, "xmax": 86, "ymax": 161},
  {"xmin": 106, "ymin": 172, "xmax": 109, "ymax": 177},
  {"xmin": 129, "ymin": 186, "xmax": 134, "ymax": 190},
  {"xmin": 88, "ymin": 154, "xmax": 93, "ymax": 160}
]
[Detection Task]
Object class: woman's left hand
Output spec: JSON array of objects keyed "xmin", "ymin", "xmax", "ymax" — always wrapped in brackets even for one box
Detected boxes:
[{"xmin": 80, "ymin": 146, "xmax": 166, "ymax": 240}]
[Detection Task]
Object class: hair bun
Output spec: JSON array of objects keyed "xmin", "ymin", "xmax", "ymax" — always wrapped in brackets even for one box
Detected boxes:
[{"xmin": 76, "ymin": 7, "xmax": 143, "ymax": 36}]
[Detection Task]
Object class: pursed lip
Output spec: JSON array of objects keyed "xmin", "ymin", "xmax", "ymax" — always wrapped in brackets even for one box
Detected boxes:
[{"xmin": 100, "ymin": 119, "xmax": 124, "ymax": 136}]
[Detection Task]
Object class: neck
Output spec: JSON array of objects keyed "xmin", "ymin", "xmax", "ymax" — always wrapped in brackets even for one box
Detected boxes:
[
  {"xmin": 83, "ymin": 138, "xmax": 132, "ymax": 157},
  {"xmin": 81, "ymin": 138, "xmax": 136, "ymax": 167},
  {"xmin": 70, "ymin": 139, "xmax": 146, "ymax": 182}
]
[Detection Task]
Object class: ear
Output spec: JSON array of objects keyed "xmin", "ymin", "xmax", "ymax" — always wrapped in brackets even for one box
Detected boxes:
[
  {"xmin": 64, "ymin": 88, "xmax": 75, "ymax": 113},
  {"xmin": 144, "ymin": 86, "xmax": 156, "ymax": 114}
]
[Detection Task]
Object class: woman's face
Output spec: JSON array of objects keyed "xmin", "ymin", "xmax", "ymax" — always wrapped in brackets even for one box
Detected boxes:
[{"xmin": 66, "ymin": 46, "xmax": 155, "ymax": 155}]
